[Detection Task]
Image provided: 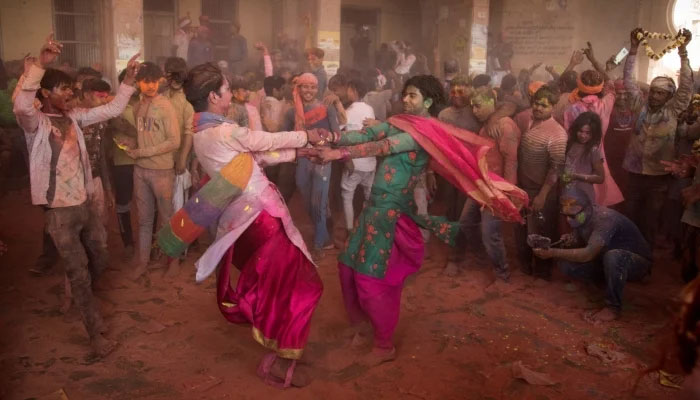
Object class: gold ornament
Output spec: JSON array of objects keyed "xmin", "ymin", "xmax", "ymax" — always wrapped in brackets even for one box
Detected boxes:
[{"xmin": 636, "ymin": 30, "xmax": 686, "ymax": 61}]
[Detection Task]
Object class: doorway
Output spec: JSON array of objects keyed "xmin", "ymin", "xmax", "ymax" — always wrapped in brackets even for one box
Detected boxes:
[
  {"xmin": 143, "ymin": 0, "xmax": 176, "ymax": 65},
  {"xmin": 340, "ymin": 7, "xmax": 379, "ymax": 71}
]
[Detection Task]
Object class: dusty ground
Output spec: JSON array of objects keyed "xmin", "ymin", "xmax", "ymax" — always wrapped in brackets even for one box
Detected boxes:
[{"xmin": 0, "ymin": 184, "xmax": 690, "ymax": 400}]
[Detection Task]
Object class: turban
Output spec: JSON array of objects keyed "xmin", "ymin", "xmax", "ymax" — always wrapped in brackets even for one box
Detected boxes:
[
  {"xmin": 650, "ymin": 76, "xmax": 676, "ymax": 93},
  {"xmin": 569, "ymin": 77, "xmax": 604, "ymax": 103},
  {"xmin": 292, "ymin": 73, "xmax": 318, "ymax": 131},
  {"xmin": 528, "ymin": 81, "xmax": 545, "ymax": 97}
]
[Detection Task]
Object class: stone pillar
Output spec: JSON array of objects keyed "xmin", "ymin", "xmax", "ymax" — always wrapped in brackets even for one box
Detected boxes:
[
  {"xmin": 468, "ymin": 0, "xmax": 489, "ymax": 74},
  {"xmin": 109, "ymin": 0, "xmax": 144, "ymax": 84},
  {"xmin": 315, "ymin": 0, "xmax": 341, "ymax": 77}
]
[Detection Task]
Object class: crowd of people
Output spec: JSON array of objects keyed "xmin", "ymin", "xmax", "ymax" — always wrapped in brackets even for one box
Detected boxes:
[{"xmin": 0, "ymin": 21, "xmax": 699, "ymax": 392}]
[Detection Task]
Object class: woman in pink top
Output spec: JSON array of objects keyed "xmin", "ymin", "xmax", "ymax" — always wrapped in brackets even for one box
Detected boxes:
[{"xmin": 563, "ymin": 66, "xmax": 623, "ymax": 206}]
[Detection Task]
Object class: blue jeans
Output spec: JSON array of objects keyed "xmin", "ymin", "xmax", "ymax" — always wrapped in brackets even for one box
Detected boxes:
[
  {"xmin": 453, "ymin": 198, "xmax": 509, "ymax": 277},
  {"xmin": 296, "ymin": 158, "xmax": 331, "ymax": 249},
  {"xmin": 559, "ymin": 249, "xmax": 651, "ymax": 311}
]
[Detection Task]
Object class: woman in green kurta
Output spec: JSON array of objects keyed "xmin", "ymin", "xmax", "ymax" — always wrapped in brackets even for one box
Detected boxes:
[{"xmin": 316, "ymin": 75, "xmax": 460, "ymax": 366}]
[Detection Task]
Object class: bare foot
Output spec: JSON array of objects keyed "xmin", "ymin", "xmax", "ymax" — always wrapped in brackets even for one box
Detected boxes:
[
  {"xmin": 91, "ymin": 334, "xmax": 118, "ymax": 358},
  {"xmin": 60, "ymin": 296, "xmax": 73, "ymax": 315},
  {"xmin": 358, "ymin": 346, "xmax": 396, "ymax": 367},
  {"xmin": 350, "ymin": 331, "xmax": 369, "ymax": 349},
  {"xmin": 163, "ymin": 259, "xmax": 181, "ymax": 279},
  {"xmin": 583, "ymin": 307, "xmax": 619, "ymax": 325},
  {"xmin": 122, "ymin": 245, "xmax": 135, "ymax": 263},
  {"xmin": 442, "ymin": 261, "xmax": 461, "ymax": 277},
  {"xmin": 270, "ymin": 357, "xmax": 312, "ymax": 387},
  {"xmin": 129, "ymin": 263, "xmax": 148, "ymax": 281}
]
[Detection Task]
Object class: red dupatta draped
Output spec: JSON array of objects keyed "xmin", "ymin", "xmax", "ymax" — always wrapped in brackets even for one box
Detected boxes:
[{"xmin": 388, "ymin": 114, "xmax": 528, "ymax": 223}]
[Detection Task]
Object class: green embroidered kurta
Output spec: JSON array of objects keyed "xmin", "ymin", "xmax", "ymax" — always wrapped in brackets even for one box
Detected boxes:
[{"xmin": 336, "ymin": 121, "xmax": 460, "ymax": 278}]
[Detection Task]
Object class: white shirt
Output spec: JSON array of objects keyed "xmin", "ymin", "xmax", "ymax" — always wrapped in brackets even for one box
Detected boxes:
[
  {"xmin": 14, "ymin": 65, "xmax": 135, "ymax": 206},
  {"xmin": 192, "ymin": 122, "xmax": 314, "ymax": 281},
  {"xmin": 342, "ymin": 101, "xmax": 376, "ymax": 172}
]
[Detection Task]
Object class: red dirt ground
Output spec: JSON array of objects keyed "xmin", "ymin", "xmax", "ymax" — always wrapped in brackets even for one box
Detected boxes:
[{"xmin": 0, "ymin": 186, "xmax": 690, "ymax": 400}]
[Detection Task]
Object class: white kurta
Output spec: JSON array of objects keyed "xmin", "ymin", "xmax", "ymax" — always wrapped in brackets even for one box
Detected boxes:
[{"xmin": 192, "ymin": 122, "xmax": 315, "ymax": 282}]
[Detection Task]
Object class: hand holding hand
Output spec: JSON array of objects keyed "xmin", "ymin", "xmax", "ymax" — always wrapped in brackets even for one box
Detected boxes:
[
  {"xmin": 306, "ymin": 128, "xmax": 331, "ymax": 145},
  {"xmin": 317, "ymin": 147, "xmax": 342, "ymax": 164}
]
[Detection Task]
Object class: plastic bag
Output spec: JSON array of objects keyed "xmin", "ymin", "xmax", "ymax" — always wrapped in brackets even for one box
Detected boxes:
[{"xmin": 173, "ymin": 170, "xmax": 192, "ymax": 212}]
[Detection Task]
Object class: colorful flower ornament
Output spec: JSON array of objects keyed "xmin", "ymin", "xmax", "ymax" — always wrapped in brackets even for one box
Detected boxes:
[{"xmin": 636, "ymin": 30, "xmax": 687, "ymax": 61}]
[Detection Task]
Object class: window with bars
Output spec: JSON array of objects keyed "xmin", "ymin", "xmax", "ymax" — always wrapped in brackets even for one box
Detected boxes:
[
  {"xmin": 144, "ymin": 0, "xmax": 176, "ymax": 63},
  {"xmin": 52, "ymin": 0, "xmax": 101, "ymax": 69},
  {"xmin": 201, "ymin": 0, "xmax": 238, "ymax": 62}
]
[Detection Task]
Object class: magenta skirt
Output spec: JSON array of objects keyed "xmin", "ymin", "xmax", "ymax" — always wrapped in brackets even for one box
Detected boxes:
[{"xmin": 216, "ymin": 210, "xmax": 323, "ymax": 359}]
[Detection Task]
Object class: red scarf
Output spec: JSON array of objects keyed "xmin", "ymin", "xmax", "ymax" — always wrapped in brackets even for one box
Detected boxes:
[{"xmin": 388, "ymin": 114, "xmax": 528, "ymax": 223}]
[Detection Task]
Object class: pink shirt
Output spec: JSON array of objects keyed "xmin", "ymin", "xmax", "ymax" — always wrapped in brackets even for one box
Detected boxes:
[{"xmin": 562, "ymin": 81, "xmax": 623, "ymax": 206}]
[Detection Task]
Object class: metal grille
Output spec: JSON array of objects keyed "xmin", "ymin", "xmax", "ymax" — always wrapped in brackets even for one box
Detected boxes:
[
  {"xmin": 52, "ymin": 0, "xmax": 101, "ymax": 69},
  {"xmin": 201, "ymin": 0, "xmax": 237, "ymax": 62}
]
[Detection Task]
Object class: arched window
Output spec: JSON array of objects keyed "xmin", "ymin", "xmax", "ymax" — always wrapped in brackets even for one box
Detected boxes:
[{"xmin": 649, "ymin": 0, "xmax": 700, "ymax": 80}]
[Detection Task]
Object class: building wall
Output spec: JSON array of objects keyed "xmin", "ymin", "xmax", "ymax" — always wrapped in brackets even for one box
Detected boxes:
[
  {"xmin": 495, "ymin": 0, "xmax": 672, "ymax": 81},
  {"xmin": 0, "ymin": 0, "xmax": 53, "ymax": 62}
]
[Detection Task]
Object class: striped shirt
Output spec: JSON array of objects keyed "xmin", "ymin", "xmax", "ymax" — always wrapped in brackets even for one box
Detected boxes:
[{"xmin": 518, "ymin": 116, "xmax": 567, "ymax": 188}]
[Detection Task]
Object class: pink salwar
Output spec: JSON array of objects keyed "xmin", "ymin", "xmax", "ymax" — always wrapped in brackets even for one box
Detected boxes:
[
  {"xmin": 217, "ymin": 210, "xmax": 323, "ymax": 359},
  {"xmin": 338, "ymin": 215, "xmax": 424, "ymax": 349}
]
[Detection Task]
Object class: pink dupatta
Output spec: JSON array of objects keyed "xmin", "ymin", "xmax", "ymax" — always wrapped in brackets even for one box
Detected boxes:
[{"xmin": 388, "ymin": 114, "xmax": 528, "ymax": 223}]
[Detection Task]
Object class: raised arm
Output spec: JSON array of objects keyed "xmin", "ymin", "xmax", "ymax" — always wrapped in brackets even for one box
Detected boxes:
[
  {"xmin": 583, "ymin": 42, "xmax": 610, "ymax": 82},
  {"xmin": 623, "ymin": 28, "xmax": 643, "ymax": 99},
  {"xmin": 13, "ymin": 64, "xmax": 43, "ymax": 135},
  {"xmin": 563, "ymin": 50, "xmax": 584, "ymax": 74},
  {"xmin": 255, "ymin": 42, "xmax": 274, "ymax": 77},
  {"xmin": 13, "ymin": 34, "xmax": 63, "ymax": 135},
  {"xmin": 669, "ymin": 29, "xmax": 694, "ymax": 116},
  {"xmin": 75, "ymin": 52, "xmax": 140, "ymax": 126}
]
